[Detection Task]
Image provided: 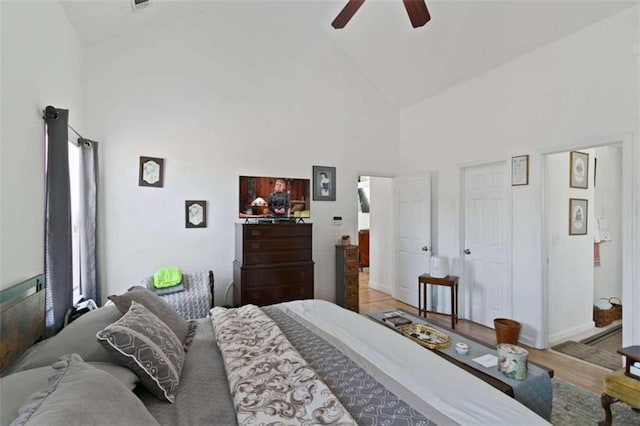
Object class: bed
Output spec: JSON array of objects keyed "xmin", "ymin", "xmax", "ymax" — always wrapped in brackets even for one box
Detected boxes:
[{"xmin": 0, "ymin": 278, "xmax": 549, "ymax": 426}]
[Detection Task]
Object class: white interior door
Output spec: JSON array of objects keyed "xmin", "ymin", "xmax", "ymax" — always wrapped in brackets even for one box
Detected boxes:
[
  {"xmin": 463, "ymin": 162, "xmax": 511, "ymax": 328},
  {"xmin": 393, "ymin": 173, "xmax": 431, "ymax": 307}
]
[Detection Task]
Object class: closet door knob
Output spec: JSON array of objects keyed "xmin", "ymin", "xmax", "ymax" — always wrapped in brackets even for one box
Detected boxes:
[{"xmin": 464, "ymin": 249, "xmax": 471, "ymax": 255}]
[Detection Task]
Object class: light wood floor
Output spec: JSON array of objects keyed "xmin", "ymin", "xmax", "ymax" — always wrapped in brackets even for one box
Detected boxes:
[{"xmin": 358, "ymin": 273, "xmax": 609, "ymax": 395}]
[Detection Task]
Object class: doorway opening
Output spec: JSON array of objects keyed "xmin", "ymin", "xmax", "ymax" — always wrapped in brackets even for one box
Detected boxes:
[
  {"xmin": 545, "ymin": 143, "xmax": 623, "ymax": 356},
  {"xmin": 357, "ymin": 175, "xmax": 394, "ymax": 303}
]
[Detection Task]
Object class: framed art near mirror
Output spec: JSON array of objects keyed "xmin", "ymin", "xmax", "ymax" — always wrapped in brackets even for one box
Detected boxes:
[
  {"xmin": 139, "ymin": 156, "xmax": 164, "ymax": 188},
  {"xmin": 185, "ymin": 200, "xmax": 207, "ymax": 228}
]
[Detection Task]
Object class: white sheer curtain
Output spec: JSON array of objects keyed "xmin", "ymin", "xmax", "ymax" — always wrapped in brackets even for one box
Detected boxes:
[{"xmin": 78, "ymin": 138, "xmax": 99, "ymax": 304}]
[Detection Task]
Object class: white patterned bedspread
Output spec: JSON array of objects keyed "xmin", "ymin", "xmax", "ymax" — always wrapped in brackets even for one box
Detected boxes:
[{"xmin": 211, "ymin": 304, "xmax": 356, "ymax": 425}]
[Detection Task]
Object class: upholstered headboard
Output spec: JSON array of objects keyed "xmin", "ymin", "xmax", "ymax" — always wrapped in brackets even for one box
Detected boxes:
[{"xmin": 0, "ymin": 275, "xmax": 45, "ymax": 373}]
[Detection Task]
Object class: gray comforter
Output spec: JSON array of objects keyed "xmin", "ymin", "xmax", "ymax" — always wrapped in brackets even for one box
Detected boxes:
[
  {"xmin": 140, "ymin": 307, "xmax": 435, "ymax": 425},
  {"xmin": 136, "ymin": 317, "xmax": 237, "ymax": 425}
]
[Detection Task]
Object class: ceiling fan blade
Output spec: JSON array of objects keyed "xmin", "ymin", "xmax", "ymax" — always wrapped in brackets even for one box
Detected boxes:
[
  {"xmin": 331, "ymin": 0, "xmax": 366, "ymax": 29},
  {"xmin": 402, "ymin": 0, "xmax": 430, "ymax": 28}
]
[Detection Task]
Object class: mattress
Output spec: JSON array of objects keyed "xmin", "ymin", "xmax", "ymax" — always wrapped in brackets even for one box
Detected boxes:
[{"xmin": 143, "ymin": 299, "xmax": 549, "ymax": 425}]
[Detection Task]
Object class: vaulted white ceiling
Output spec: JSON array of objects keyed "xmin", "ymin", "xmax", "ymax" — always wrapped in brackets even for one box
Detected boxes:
[{"xmin": 60, "ymin": 0, "xmax": 637, "ymax": 107}]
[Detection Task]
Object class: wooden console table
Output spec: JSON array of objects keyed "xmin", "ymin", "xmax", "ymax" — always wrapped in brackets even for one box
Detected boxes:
[
  {"xmin": 418, "ymin": 274, "xmax": 458, "ymax": 329},
  {"xmin": 367, "ymin": 309, "xmax": 554, "ymax": 419}
]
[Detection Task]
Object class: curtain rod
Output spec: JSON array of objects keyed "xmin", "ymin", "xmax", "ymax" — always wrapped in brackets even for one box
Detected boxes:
[
  {"xmin": 42, "ymin": 105, "xmax": 86, "ymax": 141},
  {"xmin": 68, "ymin": 124, "xmax": 83, "ymax": 140}
]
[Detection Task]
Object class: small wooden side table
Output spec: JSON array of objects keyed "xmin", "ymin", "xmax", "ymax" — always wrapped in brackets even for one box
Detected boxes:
[{"xmin": 418, "ymin": 274, "xmax": 459, "ymax": 329}]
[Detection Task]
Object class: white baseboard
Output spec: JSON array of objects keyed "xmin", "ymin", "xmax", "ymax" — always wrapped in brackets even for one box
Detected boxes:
[
  {"xmin": 368, "ymin": 280, "xmax": 391, "ymax": 295},
  {"xmin": 548, "ymin": 321, "xmax": 595, "ymax": 347}
]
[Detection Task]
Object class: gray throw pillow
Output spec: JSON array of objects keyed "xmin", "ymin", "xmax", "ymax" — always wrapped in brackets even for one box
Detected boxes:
[
  {"xmin": 108, "ymin": 286, "xmax": 197, "ymax": 347},
  {"xmin": 0, "ymin": 362, "xmax": 139, "ymax": 426},
  {"xmin": 97, "ymin": 301, "xmax": 186, "ymax": 402},
  {"xmin": 9, "ymin": 354, "xmax": 158, "ymax": 426},
  {"xmin": 5, "ymin": 305, "xmax": 124, "ymax": 374}
]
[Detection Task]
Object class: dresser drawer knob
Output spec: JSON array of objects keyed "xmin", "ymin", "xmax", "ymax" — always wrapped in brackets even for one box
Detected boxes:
[
  {"xmin": 251, "ymin": 243, "xmax": 260, "ymax": 249},
  {"xmin": 251, "ymin": 230, "xmax": 260, "ymax": 236}
]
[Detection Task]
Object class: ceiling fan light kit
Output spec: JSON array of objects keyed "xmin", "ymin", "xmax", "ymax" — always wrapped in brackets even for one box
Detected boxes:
[{"xmin": 332, "ymin": 0, "xmax": 430, "ymax": 29}]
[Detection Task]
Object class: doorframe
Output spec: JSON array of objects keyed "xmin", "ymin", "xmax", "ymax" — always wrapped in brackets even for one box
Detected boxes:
[
  {"xmin": 539, "ymin": 132, "xmax": 635, "ymax": 348},
  {"xmin": 458, "ymin": 158, "xmax": 513, "ymax": 323}
]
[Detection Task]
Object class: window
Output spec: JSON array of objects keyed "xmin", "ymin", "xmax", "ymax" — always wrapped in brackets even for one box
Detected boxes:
[{"xmin": 68, "ymin": 141, "xmax": 81, "ymax": 303}]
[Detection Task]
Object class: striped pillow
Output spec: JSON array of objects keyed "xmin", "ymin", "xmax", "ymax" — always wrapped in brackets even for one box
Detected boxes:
[{"xmin": 97, "ymin": 301, "xmax": 185, "ymax": 402}]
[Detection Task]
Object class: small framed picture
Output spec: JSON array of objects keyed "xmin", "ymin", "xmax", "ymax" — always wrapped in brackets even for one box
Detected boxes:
[
  {"xmin": 569, "ymin": 198, "xmax": 588, "ymax": 235},
  {"xmin": 569, "ymin": 151, "xmax": 589, "ymax": 189},
  {"xmin": 139, "ymin": 156, "xmax": 164, "ymax": 188},
  {"xmin": 313, "ymin": 166, "xmax": 336, "ymax": 201},
  {"xmin": 511, "ymin": 155, "xmax": 529, "ymax": 186},
  {"xmin": 185, "ymin": 200, "xmax": 207, "ymax": 228}
]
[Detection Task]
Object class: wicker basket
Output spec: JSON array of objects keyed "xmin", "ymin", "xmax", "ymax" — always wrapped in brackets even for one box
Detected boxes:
[
  {"xmin": 610, "ymin": 297, "xmax": 622, "ymax": 321},
  {"xmin": 593, "ymin": 297, "xmax": 622, "ymax": 327}
]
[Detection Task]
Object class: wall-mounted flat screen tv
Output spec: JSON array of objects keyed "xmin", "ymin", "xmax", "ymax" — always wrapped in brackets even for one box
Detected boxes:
[{"xmin": 239, "ymin": 176, "xmax": 311, "ymax": 220}]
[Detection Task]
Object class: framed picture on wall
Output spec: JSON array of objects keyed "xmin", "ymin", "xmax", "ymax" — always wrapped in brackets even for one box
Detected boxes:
[
  {"xmin": 139, "ymin": 156, "xmax": 164, "ymax": 188},
  {"xmin": 185, "ymin": 200, "xmax": 207, "ymax": 228},
  {"xmin": 313, "ymin": 166, "xmax": 336, "ymax": 201},
  {"xmin": 569, "ymin": 198, "xmax": 588, "ymax": 235},
  {"xmin": 569, "ymin": 151, "xmax": 588, "ymax": 189},
  {"xmin": 511, "ymin": 154, "xmax": 529, "ymax": 186}
]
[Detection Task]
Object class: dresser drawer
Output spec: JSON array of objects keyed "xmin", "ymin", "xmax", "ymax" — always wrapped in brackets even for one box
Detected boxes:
[
  {"xmin": 244, "ymin": 238, "xmax": 311, "ymax": 253},
  {"xmin": 344, "ymin": 261, "xmax": 359, "ymax": 275},
  {"xmin": 345, "ymin": 295, "xmax": 359, "ymax": 312},
  {"xmin": 346, "ymin": 285, "xmax": 359, "ymax": 298},
  {"xmin": 243, "ymin": 224, "xmax": 312, "ymax": 240},
  {"xmin": 345, "ymin": 274, "xmax": 359, "ymax": 287},
  {"xmin": 242, "ymin": 263, "xmax": 314, "ymax": 288},
  {"xmin": 241, "ymin": 283, "xmax": 313, "ymax": 306},
  {"xmin": 244, "ymin": 249, "xmax": 311, "ymax": 265},
  {"xmin": 344, "ymin": 247, "xmax": 358, "ymax": 261}
]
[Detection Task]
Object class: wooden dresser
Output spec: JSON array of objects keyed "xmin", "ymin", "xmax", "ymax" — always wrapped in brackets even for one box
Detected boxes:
[
  {"xmin": 233, "ymin": 223, "xmax": 314, "ymax": 306},
  {"xmin": 335, "ymin": 244, "xmax": 359, "ymax": 313}
]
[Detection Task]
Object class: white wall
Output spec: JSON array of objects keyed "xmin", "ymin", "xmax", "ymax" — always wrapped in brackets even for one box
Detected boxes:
[
  {"xmin": 368, "ymin": 177, "xmax": 393, "ymax": 294},
  {"xmin": 593, "ymin": 146, "xmax": 622, "ymax": 301},
  {"xmin": 82, "ymin": 3, "xmax": 398, "ymax": 304},
  {"xmin": 0, "ymin": 1, "xmax": 83, "ymax": 290},
  {"xmin": 546, "ymin": 151, "xmax": 595, "ymax": 344},
  {"xmin": 399, "ymin": 8, "xmax": 638, "ymax": 348}
]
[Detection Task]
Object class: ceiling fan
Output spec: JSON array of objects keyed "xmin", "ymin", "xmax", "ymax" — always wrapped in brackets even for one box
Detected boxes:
[{"xmin": 331, "ymin": 0, "xmax": 431, "ymax": 29}]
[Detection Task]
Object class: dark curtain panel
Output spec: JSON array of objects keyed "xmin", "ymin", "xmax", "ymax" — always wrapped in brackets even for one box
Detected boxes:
[
  {"xmin": 78, "ymin": 138, "xmax": 100, "ymax": 305},
  {"xmin": 44, "ymin": 108, "xmax": 73, "ymax": 337}
]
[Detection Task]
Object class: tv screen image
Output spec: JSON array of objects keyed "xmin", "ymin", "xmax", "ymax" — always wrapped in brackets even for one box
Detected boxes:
[{"xmin": 239, "ymin": 176, "xmax": 311, "ymax": 219}]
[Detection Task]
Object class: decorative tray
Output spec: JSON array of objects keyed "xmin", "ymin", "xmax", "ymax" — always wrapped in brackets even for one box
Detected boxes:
[{"xmin": 398, "ymin": 323, "xmax": 451, "ymax": 350}]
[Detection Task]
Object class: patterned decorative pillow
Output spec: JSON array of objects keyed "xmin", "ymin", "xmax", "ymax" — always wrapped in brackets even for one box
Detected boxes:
[
  {"xmin": 108, "ymin": 286, "xmax": 197, "ymax": 348},
  {"xmin": 97, "ymin": 301, "xmax": 185, "ymax": 402}
]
